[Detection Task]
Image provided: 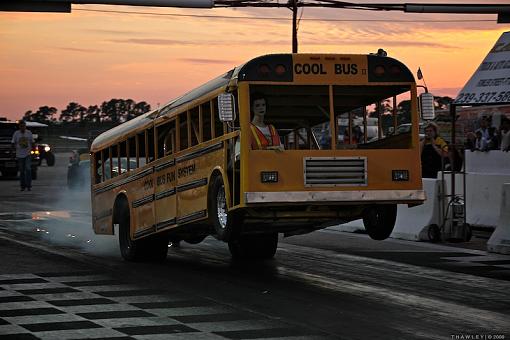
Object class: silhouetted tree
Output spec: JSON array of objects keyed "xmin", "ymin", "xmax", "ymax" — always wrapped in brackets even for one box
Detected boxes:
[
  {"xmin": 100, "ymin": 99, "xmax": 148, "ymax": 123},
  {"xmin": 24, "ymin": 106, "xmax": 57, "ymax": 123},
  {"xmin": 60, "ymin": 102, "xmax": 87, "ymax": 122},
  {"xmin": 84, "ymin": 105, "xmax": 101, "ymax": 122},
  {"xmin": 133, "ymin": 101, "xmax": 151, "ymax": 118}
]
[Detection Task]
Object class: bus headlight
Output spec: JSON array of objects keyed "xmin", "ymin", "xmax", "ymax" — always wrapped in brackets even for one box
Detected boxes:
[
  {"xmin": 261, "ymin": 171, "xmax": 278, "ymax": 183},
  {"xmin": 392, "ymin": 170, "xmax": 409, "ymax": 181}
]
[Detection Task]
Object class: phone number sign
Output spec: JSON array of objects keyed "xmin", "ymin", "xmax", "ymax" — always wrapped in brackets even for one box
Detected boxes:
[{"xmin": 454, "ymin": 31, "xmax": 510, "ymax": 106}]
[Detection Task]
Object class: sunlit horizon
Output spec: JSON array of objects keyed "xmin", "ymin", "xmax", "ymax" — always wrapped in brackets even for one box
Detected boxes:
[{"xmin": 1, "ymin": 1, "xmax": 509, "ymax": 121}]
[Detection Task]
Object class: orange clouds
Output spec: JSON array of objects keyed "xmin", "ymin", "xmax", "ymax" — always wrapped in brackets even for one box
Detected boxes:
[{"xmin": 0, "ymin": 4, "xmax": 507, "ymax": 120}]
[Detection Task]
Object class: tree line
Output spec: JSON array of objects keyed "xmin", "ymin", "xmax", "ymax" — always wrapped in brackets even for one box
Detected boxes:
[{"xmin": 22, "ymin": 99, "xmax": 151, "ymax": 124}]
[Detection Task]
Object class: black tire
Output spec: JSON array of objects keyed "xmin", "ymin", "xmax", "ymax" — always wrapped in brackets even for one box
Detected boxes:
[
  {"xmin": 362, "ymin": 204, "xmax": 397, "ymax": 240},
  {"xmin": 46, "ymin": 153, "xmax": 55, "ymax": 166},
  {"xmin": 228, "ymin": 233, "xmax": 278, "ymax": 260},
  {"xmin": 209, "ymin": 175, "xmax": 237, "ymax": 241},
  {"xmin": 118, "ymin": 206, "xmax": 168, "ymax": 262},
  {"xmin": 31, "ymin": 169, "xmax": 37, "ymax": 180},
  {"xmin": 427, "ymin": 224, "xmax": 441, "ymax": 243},
  {"xmin": 119, "ymin": 205, "xmax": 140, "ymax": 261}
]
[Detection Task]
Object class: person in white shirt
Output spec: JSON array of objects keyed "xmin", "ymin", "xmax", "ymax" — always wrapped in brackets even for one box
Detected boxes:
[{"xmin": 11, "ymin": 121, "xmax": 34, "ymax": 191}]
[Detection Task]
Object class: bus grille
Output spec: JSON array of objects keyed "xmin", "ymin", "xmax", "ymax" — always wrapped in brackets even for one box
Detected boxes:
[{"xmin": 304, "ymin": 157, "xmax": 367, "ymax": 186}]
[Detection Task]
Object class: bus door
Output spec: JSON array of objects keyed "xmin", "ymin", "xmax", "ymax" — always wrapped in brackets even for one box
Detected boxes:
[{"xmin": 154, "ymin": 121, "xmax": 178, "ymax": 231}]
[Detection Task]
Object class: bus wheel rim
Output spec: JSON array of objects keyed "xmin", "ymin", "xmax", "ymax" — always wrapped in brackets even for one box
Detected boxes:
[{"xmin": 217, "ymin": 184, "xmax": 227, "ymax": 229}]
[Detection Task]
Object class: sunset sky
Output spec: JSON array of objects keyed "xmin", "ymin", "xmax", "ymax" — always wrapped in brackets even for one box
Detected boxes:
[{"xmin": 1, "ymin": 0, "xmax": 509, "ymax": 120}]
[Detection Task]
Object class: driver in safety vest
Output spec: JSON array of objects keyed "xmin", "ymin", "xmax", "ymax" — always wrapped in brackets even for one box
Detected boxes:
[{"xmin": 250, "ymin": 93, "xmax": 283, "ymax": 151}]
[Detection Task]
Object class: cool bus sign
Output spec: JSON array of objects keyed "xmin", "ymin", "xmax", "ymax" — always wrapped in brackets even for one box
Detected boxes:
[
  {"xmin": 454, "ymin": 31, "xmax": 510, "ymax": 106},
  {"xmin": 292, "ymin": 55, "xmax": 368, "ymax": 84}
]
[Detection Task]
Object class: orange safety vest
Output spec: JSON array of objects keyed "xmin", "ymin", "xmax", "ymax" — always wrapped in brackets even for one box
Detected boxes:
[{"xmin": 250, "ymin": 124, "xmax": 281, "ymax": 149}]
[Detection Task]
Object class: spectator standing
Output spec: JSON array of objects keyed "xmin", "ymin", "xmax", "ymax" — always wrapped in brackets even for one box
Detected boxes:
[
  {"xmin": 420, "ymin": 122, "xmax": 448, "ymax": 178},
  {"xmin": 465, "ymin": 132, "xmax": 476, "ymax": 152},
  {"xmin": 487, "ymin": 127, "xmax": 500, "ymax": 150},
  {"xmin": 474, "ymin": 130, "xmax": 488, "ymax": 151},
  {"xmin": 11, "ymin": 121, "xmax": 34, "ymax": 191},
  {"xmin": 500, "ymin": 117, "xmax": 510, "ymax": 152},
  {"xmin": 476, "ymin": 116, "xmax": 491, "ymax": 141}
]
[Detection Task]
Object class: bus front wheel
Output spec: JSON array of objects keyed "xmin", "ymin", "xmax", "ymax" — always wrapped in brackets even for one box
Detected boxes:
[
  {"xmin": 228, "ymin": 233, "xmax": 278, "ymax": 260},
  {"xmin": 362, "ymin": 204, "xmax": 397, "ymax": 240},
  {"xmin": 209, "ymin": 175, "xmax": 236, "ymax": 241}
]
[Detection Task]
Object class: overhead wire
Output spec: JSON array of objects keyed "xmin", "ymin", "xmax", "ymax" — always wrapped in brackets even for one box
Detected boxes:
[{"xmin": 74, "ymin": 8, "xmax": 496, "ymax": 22}]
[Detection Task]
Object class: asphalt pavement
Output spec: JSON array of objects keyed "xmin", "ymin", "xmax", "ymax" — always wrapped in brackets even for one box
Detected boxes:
[{"xmin": 0, "ymin": 153, "xmax": 508, "ymax": 340}]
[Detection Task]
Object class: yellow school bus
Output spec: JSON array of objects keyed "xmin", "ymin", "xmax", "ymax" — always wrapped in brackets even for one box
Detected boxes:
[{"xmin": 90, "ymin": 53, "xmax": 426, "ymax": 261}]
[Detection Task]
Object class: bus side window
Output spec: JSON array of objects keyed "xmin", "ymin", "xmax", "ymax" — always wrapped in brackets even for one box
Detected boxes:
[
  {"xmin": 99, "ymin": 149, "xmax": 106, "ymax": 182},
  {"xmin": 190, "ymin": 106, "xmax": 200, "ymax": 147},
  {"xmin": 111, "ymin": 145, "xmax": 119, "ymax": 178},
  {"xmin": 212, "ymin": 97, "xmax": 225, "ymax": 138},
  {"xmin": 147, "ymin": 128, "xmax": 155, "ymax": 163},
  {"xmin": 202, "ymin": 101, "xmax": 212, "ymax": 142},
  {"xmin": 157, "ymin": 120, "xmax": 176, "ymax": 157},
  {"xmin": 94, "ymin": 152, "xmax": 102, "ymax": 184},
  {"xmin": 180, "ymin": 113, "xmax": 188, "ymax": 150},
  {"xmin": 137, "ymin": 131, "xmax": 146, "ymax": 167},
  {"xmin": 128, "ymin": 136, "xmax": 137, "ymax": 169}
]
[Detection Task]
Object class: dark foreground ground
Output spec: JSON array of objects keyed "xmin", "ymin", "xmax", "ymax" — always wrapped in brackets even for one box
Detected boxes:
[{"xmin": 0, "ymin": 153, "xmax": 508, "ymax": 340}]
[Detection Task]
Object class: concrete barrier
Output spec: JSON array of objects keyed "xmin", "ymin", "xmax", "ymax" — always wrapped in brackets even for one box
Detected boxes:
[
  {"xmin": 441, "ymin": 172, "xmax": 510, "ymax": 228},
  {"xmin": 487, "ymin": 183, "xmax": 510, "ymax": 255},
  {"xmin": 465, "ymin": 150, "xmax": 510, "ymax": 175},
  {"xmin": 330, "ymin": 179, "xmax": 443, "ymax": 241}
]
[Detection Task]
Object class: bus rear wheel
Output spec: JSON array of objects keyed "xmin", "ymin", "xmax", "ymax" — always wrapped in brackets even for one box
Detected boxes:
[
  {"xmin": 118, "ymin": 206, "xmax": 168, "ymax": 262},
  {"xmin": 119, "ymin": 209, "xmax": 140, "ymax": 261},
  {"xmin": 228, "ymin": 233, "xmax": 278, "ymax": 260},
  {"xmin": 209, "ymin": 175, "xmax": 236, "ymax": 241},
  {"xmin": 362, "ymin": 204, "xmax": 397, "ymax": 240}
]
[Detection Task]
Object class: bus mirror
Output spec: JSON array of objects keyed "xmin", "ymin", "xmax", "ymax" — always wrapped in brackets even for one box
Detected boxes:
[
  {"xmin": 420, "ymin": 92, "xmax": 435, "ymax": 120},
  {"xmin": 218, "ymin": 93, "xmax": 235, "ymax": 122}
]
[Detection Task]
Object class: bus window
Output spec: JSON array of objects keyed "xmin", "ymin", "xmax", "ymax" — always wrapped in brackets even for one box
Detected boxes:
[
  {"xmin": 111, "ymin": 145, "xmax": 119, "ymax": 178},
  {"xmin": 137, "ymin": 131, "xmax": 146, "ymax": 167},
  {"xmin": 147, "ymin": 128, "xmax": 155, "ymax": 162},
  {"xmin": 119, "ymin": 141, "xmax": 130, "ymax": 172},
  {"xmin": 202, "ymin": 101, "xmax": 212, "ymax": 142},
  {"xmin": 212, "ymin": 98, "xmax": 225, "ymax": 138},
  {"xmin": 333, "ymin": 85, "xmax": 412, "ymax": 149},
  {"xmin": 190, "ymin": 106, "xmax": 200, "ymax": 146},
  {"xmin": 128, "ymin": 136, "xmax": 137, "ymax": 169},
  {"xmin": 157, "ymin": 120, "xmax": 176, "ymax": 157},
  {"xmin": 179, "ymin": 113, "xmax": 188, "ymax": 150},
  {"xmin": 249, "ymin": 85, "xmax": 330, "ymax": 150},
  {"xmin": 93, "ymin": 152, "xmax": 102, "ymax": 184}
]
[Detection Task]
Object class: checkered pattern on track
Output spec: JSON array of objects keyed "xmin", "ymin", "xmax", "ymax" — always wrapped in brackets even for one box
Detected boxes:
[{"xmin": 0, "ymin": 272, "xmax": 327, "ymax": 340}]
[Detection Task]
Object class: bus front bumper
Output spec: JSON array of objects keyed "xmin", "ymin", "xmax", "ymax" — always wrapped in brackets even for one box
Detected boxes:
[{"xmin": 245, "ymin": 190, "xmax": 426, "ymax": 205}]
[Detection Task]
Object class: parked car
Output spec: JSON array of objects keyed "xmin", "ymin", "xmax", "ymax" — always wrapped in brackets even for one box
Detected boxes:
[
  {"xmin": 67, "ymin": 148, "xmax": 90, "ymax": 189},
  {"xmin": 37, "ymin": 143, "xmax": 55, "ymax": 166}
]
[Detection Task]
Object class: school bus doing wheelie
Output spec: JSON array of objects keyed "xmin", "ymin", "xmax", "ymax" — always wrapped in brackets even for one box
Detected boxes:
[{"xmin": 90, "ymin": 53, "xmax": 426, "ymax": 261}]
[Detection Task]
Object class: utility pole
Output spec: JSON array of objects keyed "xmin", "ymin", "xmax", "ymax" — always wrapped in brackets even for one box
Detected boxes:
[{"xmin": 291, "ymin": 0, "xmax": 298, "ymax": 53}]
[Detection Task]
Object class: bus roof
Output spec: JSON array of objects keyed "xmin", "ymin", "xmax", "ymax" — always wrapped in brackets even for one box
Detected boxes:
[{"xmin": 91, "ymin": 53, "xmax": 414, "ymax": 152}]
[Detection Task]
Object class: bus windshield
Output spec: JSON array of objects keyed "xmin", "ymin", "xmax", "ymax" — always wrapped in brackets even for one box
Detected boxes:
[{"xmin": 249, "ymin": 84, "xmax": 413, "ymax": 150}]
